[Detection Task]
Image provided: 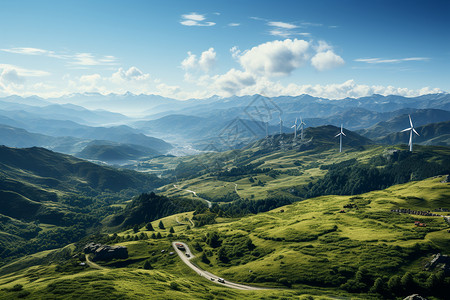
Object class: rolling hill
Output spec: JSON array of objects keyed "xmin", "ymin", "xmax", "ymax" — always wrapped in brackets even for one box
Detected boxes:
[
  {"xmin": 376, "ymin": 120, "xmax": 450, "ymax": 146},
  {"xmin": 0, "ymin": 146, "xmax": 167, "ymax": 263}
]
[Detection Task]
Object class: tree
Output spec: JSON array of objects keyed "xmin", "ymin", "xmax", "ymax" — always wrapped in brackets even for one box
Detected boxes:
[
  {"xmin": 387, "ymin": 275, "xmax": 401, "ymax": 294},
  {"xmin": 158, "ymin": 220, "xmax": 165, "ymax": 230},
  {"xmin": 186, "ymin": 225, "xmax": 191, "ymax": 230},
  {"xmin": 151, "ymin": 233, "xmax": 156, "ymax": 239},
  {"xmin": 217, "ymin": 246, "xmax": 229, "ymax": 263},
  {"xmin": 201, "ymin": 253, "xmax": 210, "ymax": 264},
  {"xmin": 133, "ymin": 224, "xmax": 139, "ymax": 233},
  {"xmin": 206, "ymin": 231, "xmax": 221, "ymax": 248},
  {"xmin": 156, "ymin": 232, "xmax": 162, "ymax": 239},
  {"xmin": 370, "ymin": 277, "xmax": 385, "ymax": 294},
  {"xmin": 169, "ymin": 226, "xmax": 175, "ymax": 233},
  {"xmin": 143, "ymin": 260, "xmax": 153, "ymax": 270},
  {"xmin": 145, "ymin": 222, "xmax": 154, "ymax": 231},
  {"xmin": 401, "ymin": 272, "xmax": 415, "ymax": 291}
]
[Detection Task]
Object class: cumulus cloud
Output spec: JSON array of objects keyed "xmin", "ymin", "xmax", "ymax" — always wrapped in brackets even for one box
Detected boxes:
[
  {"xmin": 211, "ymin": 69, "xmax": 255, "ymax": 94},
  {"xmin": 0, "ymin": 64, "xmax": 50, "ymax": 77},
  {"xmin": 112, "ymin": 66, "xmax": 150, "ymax": 82},
  {"xmin": 311, "ymin": 50, "xmax": 345, "ymax": 71},
  {"xmin": 180, "ymin": 13, "xmax": 215, "ymax": 26},
  {"xmin": 238, "ymin": 39, "xmax": 310, "ymax": 77},
  {"xmin": 181, "ymin": 48, "xmax": 217, "ymax": 73}
]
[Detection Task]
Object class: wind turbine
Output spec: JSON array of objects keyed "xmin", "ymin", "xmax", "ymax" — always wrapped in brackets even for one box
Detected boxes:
[
  {"xmin": 265, "ymin": 121, "xmax": 269, "ymax": 138},
  {"xmin": 335, "ymin": 124, "xmax": 346, "ymax": 153},
  {"xmin": 299, "ymin": 117, "xmax": 306, "ymax": 140},
  {"xmin": 279, "ymin": 113, "xmax": 283, "ymax": 135},
  {"xmin": 401, "ymin": 114, "xmax": 419, "ymax": 152},
  {"xmin": 291, "ymin": 118, "xmax": 298, "ymax": 139}
]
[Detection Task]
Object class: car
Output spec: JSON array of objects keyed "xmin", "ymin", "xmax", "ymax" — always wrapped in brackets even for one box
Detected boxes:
[
  {"xmin": 185, "ymin": 253, "xmax": 190, "ymax": 257},
  {"xmin": 217, "ymin": 278, "xmax": 225, "ymax": 283},
  {"xmin": 210, "ymin": 278, "xmax": 214, "ymax": 281}
]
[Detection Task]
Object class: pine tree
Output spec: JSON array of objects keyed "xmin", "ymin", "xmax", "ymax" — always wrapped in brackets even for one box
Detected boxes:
[
  {"xmin": 158, "ymin": 220, "xmax": 165, "ymax": 230},
  {"xmin": 145, "ymin": 222, "xmax": 154, "ymax": 231},
  {"xmin": 156, "ymin": 232, "xmax": 162, "ymax": 239},
  {"xmin": 143, "ymin": 260, "xmax": 153, "ymax": 270},
  {"xmin": 169, "ymin": 226, "xmax": 175, "ymax": 233}
]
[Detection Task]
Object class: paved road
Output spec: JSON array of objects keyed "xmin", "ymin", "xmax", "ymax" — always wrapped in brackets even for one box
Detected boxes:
[
  {"xmin": 172, "ymin": 241, "xmax": 265, "ymax": 290},
  {"xmin": 174, "ymin": 184, "xmax": 211, "ymax": 208}
]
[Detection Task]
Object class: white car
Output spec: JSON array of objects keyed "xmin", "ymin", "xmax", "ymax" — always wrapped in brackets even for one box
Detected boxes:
[{"xmin": 217, "ymin": 278, "xmax": 225, "ymax": 283}]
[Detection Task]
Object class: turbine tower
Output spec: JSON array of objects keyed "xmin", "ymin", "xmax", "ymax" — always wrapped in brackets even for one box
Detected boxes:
[
  {"xmin": 265, "ymin": 121, "xmax": 269, "ymax": 138},
  {"xmin": 291, "ymin": 118, "xmax": 298, "ymax": 139},
  {"xmin": 299, "ymin": 117, "xmax": 306, "ymax": 140},
  {"xmin": 279, "ymin": 114, "xmax": 283, "ymax": 135},
  {"xmin": 335, "ymin": 124, "xmax": 346, "ymax": 153},
  {"xmin": 401, "ymin": 115, "xmax": 419, "ymax": 152}
]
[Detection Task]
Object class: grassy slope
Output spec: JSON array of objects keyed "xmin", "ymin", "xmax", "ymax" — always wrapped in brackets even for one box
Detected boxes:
[
  {"xmin": 157, "ymin": 144, "xmax": 384, "ymax": 201},
  {"xmin": 1, "ymin": 176, "xmax": 448, "ymax": 299},
  {"xmin": 183, "ymin": 176, "xmax": 449, "ymax": 287}
]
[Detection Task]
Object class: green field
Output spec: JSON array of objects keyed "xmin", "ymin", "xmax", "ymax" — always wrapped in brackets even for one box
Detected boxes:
[{"xmin": 1, "ymin": 176, "xmax": 448, "ymax": 299}]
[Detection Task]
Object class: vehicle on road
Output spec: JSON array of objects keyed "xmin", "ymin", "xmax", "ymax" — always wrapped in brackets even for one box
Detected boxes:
[
  {"xmin": 218, "ymin": 278, "xmax": 225, "ymax": 283},
  {"xmin": 185, "ymin": 253, "xmax": 190, "ymax": 257},
  {"xmin": 175, "ymin": 243, "xmax": 185, "ymax": 250},
  {"xmin": 210, "ymin": 278, "xmax": 214, "ymax": 281}
]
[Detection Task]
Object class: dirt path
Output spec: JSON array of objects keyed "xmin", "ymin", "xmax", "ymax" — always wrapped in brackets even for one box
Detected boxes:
[{"xmin": 85, "ymin": 254, "xmax": 108, "ymax": 270}]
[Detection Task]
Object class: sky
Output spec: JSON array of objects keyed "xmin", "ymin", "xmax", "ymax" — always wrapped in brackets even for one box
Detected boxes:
[{"xmin": 0, "ymin": 0, "xmax": 449, "ymax": 100}]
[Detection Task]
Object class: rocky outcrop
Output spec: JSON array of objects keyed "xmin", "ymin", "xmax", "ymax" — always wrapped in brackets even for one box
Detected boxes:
[{"xmin": 84, "ymin": 243, "xmax": 128, "ymax": 261}]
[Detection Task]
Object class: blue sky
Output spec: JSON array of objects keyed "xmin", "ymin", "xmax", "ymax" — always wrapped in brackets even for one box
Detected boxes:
[{"xmin": 0, "ymin": 0, "xmax": 448, "ymax": 99}]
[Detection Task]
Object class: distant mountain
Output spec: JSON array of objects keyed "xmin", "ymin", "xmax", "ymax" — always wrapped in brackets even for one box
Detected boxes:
[
  {"xmin": 357, "ymin": 109, "xmax": 450, "ymax": 139},
  {"xmin": 0, "ymin": 124, "xmax": 169, "ymax": 161},
  {"xmin": 0, "ymin": 100, "xmax": 130, "ymax": 126},
  {"xmin": 135, "ymin": 114, "xmax": 287, "ymax": 150},
  {"xmin": 376, "ymin": 120, "xmax": 450, "ymax": 146},
  {"xmin": 76, "ymin": 142, "xmax": 161, "ymax": 163}
]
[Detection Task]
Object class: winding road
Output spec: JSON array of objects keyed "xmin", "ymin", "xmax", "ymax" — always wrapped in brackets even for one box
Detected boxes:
[
  {"xmin": 172, "ymin": 241, "xmax": 265, "ymax": 290},
  {"xmin": 85, "ymin": 254, "xmax": 108, "ymax": 270}
]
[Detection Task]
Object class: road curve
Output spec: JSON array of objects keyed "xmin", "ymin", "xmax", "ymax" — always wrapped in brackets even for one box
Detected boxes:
[
  {"xmin": 85, "ymin": 254, "xmax": 108, "ymax": 270},
  {"xmin": 172, "ymin": 241, "xmax": 265, "ymax": 290}
]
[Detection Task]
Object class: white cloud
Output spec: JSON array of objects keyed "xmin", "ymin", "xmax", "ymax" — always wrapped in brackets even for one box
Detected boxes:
[
  {"xmin": 228, "ymin": 23, "xmax": 240, "ymax": 27},
  {"xmin": 238, "ymin": 39, "xmax": 310, "ymax": 77},
  {"xmin": 181, "ymin": 48, "xmax": 216, "ymax": 73},
  {"xmin": 211, "ymin": 69, "xmax": 255, "ymax": 94},
  {"xmin": 111, "ymin": 66, "xmax": 150, "ymax": 82},
  {"xmin": 0, "ymin": 68, "xmax": 24, "ymax": 84},
  {"xmin": 354, "ymin": 57, "xmax": 430, "ymax": 64},
  {"xmin": 180, "ymin": 12, "xmax": 215, "ymax": 26},
  {"xmin": 230, "ymin": 46, "xmax": 241, "ymax": 60},
  {"xmin": 198, "ymin": 48, "xmax": 216, "ymax": 72},
  {"xmin": 0, "ymin": 64, "xmax": 50, "ymax": 77},
  {"xmin": 311, "ymin": 50, "xmax": 345, "ymax": 71},
  {"xmin": 1, "ymin": 47, "xmax": 51, "ymax": 56},
  {"xmin": 1, "ymin": 46, "xmax": 117, "ymax": 67},
  {"xmin": 268, "ymin": 21, "xmax": 298, "ymax": 29}
]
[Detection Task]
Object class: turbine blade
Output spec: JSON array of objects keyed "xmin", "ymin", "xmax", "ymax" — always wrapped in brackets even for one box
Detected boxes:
[
  {"xmin": 342, "ymin": 132, "xmax": 346, "ymax": 136},
  {"xmin": 413, "ymin": 128, "xmax": 419, "ymax": 136},
  {"xmin": 409, "ymin": 115, "xmax": 413, "ymax": 128},
  {"xmin": 409, "ymin": 131, "xmax": 412, "ymax": 146},
  {"xmin": 401, "ymin": 128, "xmax": 411, "ymax": 132},
  {"xmin": 335, "ymin": 133, "xmax": 341, "ymax": 138}
]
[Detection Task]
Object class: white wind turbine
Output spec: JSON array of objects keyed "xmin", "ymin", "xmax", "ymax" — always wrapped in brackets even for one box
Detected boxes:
[
  {"xmin": 279, "ymin": 113, "xmax": 283, "ymax": 135},
  {"xmin": 291, "ymin": 118, "xmax": 298, "ymax": 139},
  {"xmin": 335, "ymin": 124, "xmax": 346, "ymax": 153},
  {"xmin": 401, "ymin": 114, "xmax": 419, "ymax": 152},
  {"xmin": 299, "ymin": 117, "xmax": 306, "ymax": 140}
]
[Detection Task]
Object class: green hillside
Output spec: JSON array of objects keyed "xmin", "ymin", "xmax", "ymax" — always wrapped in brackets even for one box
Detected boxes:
[
  {"xmin": 0, "ymin": 146, "xmax": 167, "ymax": 264},
  {"xmin": 1, "ymin": 176, "xmax": 448, "ymax": 299}
]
